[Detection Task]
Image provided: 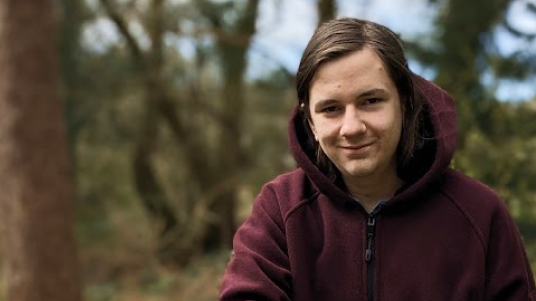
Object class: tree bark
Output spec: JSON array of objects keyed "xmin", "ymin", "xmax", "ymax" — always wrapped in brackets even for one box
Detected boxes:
[
  {"xmin": 317, "ymin": 0, "xmax": 336, "ymax": 27},
  {"xmin": 0, "ymin": 1, "xmax": 81, "ymax": 301}
]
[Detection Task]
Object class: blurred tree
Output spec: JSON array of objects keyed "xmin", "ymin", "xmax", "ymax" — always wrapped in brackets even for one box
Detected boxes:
[
  {"xmin": 99, "ymin": 0, "xmax": 260, "ymax": 265},
  {"xmin": 317, "ymin": 0, "xmax": 337, "ymax": 27},
  {"xmin": 407, "ymin": 0, "xmax": 535, "ymax": 137},
  {"xmin": 407, "ymin": 0, "xmax": 507, "ymax": 136},
  {"xmin": 406, "ymin": 0, "xmax": 536, "ymax": 238},
  {"xmin": 197, "ymin": 0, "xmax": 260, "ymax": 250},
  {"xmin": 55, "ymin": 0, "xmax": 125, "ymax": 260},
  {"xmin": 57, "ymin": 0, "xmax": 91, "ymax": 164},
  {"xmin": 0, "ymin": 1, "xmax": 81, "ymax": 300}
]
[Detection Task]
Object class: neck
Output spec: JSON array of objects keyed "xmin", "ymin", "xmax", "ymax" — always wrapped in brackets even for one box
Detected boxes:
[{"xmin": 343, "ymin": 171, "xmax": 404, "ymax": 213}]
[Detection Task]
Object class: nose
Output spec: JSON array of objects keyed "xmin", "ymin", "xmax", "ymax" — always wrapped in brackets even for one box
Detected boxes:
[{"xmin": 340, "ymin": 106, "xmax": 366, "ymax": 137}]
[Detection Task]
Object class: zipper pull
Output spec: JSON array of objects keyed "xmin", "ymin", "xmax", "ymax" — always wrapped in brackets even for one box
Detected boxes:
[
  {"xmin": 365, "ymin": 233, "xmax": 373, "ymax": 261},
  {"xmin": 365, "ymin": 217, "xmax": 376, "ymax": 262}
]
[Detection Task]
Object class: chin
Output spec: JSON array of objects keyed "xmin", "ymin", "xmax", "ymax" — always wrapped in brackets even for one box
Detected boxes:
[
  {"xmin": 345, "ymin": 170, "xmax": 376, "ymax": 179},
  {"xmin": 339, "ymin": 164, "xmax": 377, "ymax": 179}
]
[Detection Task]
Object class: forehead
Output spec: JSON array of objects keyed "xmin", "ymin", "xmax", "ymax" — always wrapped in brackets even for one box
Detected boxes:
[{"xmin": 309, "ymin": 48, "xmax": 396, "ymax": 101}]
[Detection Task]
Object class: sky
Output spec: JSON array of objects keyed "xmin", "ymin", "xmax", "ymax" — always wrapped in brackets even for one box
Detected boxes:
[
  {"xmin": 82, "ymin": 0, "xmax": 536, "ymax": 101},
  {"xmin": 248, "ymin": 0, "xmax": 536, "ymax": 101}
]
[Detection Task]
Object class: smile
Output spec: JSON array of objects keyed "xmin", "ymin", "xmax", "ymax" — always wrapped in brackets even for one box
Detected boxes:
[
  {"xmin": 340, "ymin": 143, "xmax": 372, "ymax": 150},
  {"xmin": 339, "ymin": 143, "xmax": 373, "ymax": 155}
]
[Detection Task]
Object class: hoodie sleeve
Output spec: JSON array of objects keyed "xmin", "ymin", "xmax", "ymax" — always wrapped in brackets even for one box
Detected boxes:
[
  {"xmin": 219, "ymin": 183, "xmax": 292, "ymax": 301},
  {"xmin": 483, "ymin": 201, "xmax": 536, "ymax": 301}
]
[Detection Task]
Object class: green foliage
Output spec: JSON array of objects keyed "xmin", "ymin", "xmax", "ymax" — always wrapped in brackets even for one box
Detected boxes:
[
  {"xmin": 142, "ymin": 272, "xmax": 177, "ymax": 295},
  {"xmin": 408, "ymin": 0, "xmax": 535, "ymax": 134},
  {"xmin": 454, "ymin": 99, "xmax": 536, "ymax": 244},
  {"xmin": 86, "ymin": 282, "xmax": 117, "ymax": 301},
  {"xmin": 455, "ymin": 128, "xmax": 536, "ymax": 214}
]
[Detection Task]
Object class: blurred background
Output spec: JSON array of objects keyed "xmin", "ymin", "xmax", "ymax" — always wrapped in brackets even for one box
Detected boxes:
[{"xmin": 0, "ymin": 0, "xmax": 535, "ymax": 300}]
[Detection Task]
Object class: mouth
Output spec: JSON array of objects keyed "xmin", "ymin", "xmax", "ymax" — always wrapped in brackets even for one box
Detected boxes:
[
  {"xmin": 339, "ymin": 143, "xmax": 374, "ymax": 157},
  {"xmin": 340, "ymin": 143, "xmax": 372, "ymax": 150}
]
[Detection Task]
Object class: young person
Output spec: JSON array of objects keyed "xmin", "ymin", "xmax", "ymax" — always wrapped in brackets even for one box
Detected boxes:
[{"xmin": 219, "ymin": 18, "xmax": 536, "ymax": 301}]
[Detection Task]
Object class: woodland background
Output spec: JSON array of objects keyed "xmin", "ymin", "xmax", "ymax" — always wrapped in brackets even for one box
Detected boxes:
[{"xmin": 0, "ymin": 0, "xmax": 535, "ymax": 300}]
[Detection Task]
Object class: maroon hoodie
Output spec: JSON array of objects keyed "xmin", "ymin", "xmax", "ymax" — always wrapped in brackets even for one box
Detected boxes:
[{"xmin": 220, "ymin": 75, "xmax": 536, "ymax": 301}]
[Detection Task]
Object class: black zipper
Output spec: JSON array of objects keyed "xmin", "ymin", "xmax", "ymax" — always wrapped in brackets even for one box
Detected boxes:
[{"xmin": 365, "ymin": 205, "xmax": 382, "ymax": 301}]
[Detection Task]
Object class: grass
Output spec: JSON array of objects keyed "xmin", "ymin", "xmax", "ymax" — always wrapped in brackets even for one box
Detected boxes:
[{"xmin": 81, "ymin": 250, "xmax": 229, "ymax": 301}]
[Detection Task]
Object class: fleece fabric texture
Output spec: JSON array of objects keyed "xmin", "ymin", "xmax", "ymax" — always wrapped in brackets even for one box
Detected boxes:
[{"xmin": 219, "ymin": 74, "xmax": 536, "ymax": 301}]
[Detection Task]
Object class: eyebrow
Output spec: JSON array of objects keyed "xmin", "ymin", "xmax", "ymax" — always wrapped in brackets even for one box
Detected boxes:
[
  {"xmin": 358, "ymin": 88, "xmax": 386, "ymax": 98},
  {"xmin": 313, "ymin": 88, "xmax": 387, "ymax": 110},
  {"xmin": 314, "ymin": 99, "xmax": 338, "ymax": 111}
]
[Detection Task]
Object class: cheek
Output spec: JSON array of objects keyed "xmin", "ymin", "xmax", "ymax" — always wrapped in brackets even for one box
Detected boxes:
[
  {"xmin": 313, "ymin": 120, "xmax": 339, "ymax": 141},
  {"xmin": 387, "ymin": 110, "xmax": 403, "ymax": 144},
  {"xmin": 377, "ymin": 109, "xmax": 403, "ymax": 142}
]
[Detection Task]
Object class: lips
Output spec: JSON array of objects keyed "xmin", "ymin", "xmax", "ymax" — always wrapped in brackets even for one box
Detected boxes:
[
  {"xmin": 338, "ymin": 142, "xmax": 374, "ymax": 158},
  {"xmin": 340, "ymin": 143, "xmax": 372, "ymax": 150}
]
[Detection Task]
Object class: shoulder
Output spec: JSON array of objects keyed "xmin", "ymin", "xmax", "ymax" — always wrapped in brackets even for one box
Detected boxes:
[
  {"xmin": 440, "ymin": 168, "xmax": 503, "ymax": 206},
  {"xmin": 258, "ymin": 168, "xmax": 320, "ymax": 219},
  {"xmin": 439, "ymin": 168, "xmax": 516, "ymax": 247}
]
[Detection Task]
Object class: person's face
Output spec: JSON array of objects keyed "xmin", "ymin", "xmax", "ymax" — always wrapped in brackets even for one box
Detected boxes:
[{"xmin": 308, "ymin": 47, "xmax": 403, "ymax": 183}]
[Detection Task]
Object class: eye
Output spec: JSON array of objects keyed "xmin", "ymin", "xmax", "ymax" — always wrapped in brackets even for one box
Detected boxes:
[
  {"xmin": 364, "ymin": 98, "xmax": 381, "ymax": 105},
  {"xmin": 321, "ymin": 106, "xmax": 341, "ymax": 113}
]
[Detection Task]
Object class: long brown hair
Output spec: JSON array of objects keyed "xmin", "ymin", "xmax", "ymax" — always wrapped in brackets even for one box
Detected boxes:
[{"xmin": 296, "ymin": 18, "xmax": 427, "ymax": 178}]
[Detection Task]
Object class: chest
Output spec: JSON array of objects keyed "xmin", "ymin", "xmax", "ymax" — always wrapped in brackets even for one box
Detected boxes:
[{"xmin": 284, "ymin": 201, "xmax": 486, "ymax": 301}]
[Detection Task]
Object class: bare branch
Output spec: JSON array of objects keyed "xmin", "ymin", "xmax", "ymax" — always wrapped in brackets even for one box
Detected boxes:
[
  {"xmin": 528, "ymin": 2, "xmax": 536, "ymax": 14},
  {"xmin": 153, "ymin": 88, "xmax": 214, "ymax": 182},
  {"xmin": 99, "ymin": 0, "xmax": 146, "ymax": 68},
  {"xmin": 502, "ymin": 18, "xmax": 536, "ymax": 40},
  {"xmin": 147, "ymin": 0, "xmax": 164, "ymax": 66},
  {"xmin": 249, "ymin": 45, "xmax": 296, "ymax": 84},
  {"xmin": 185, "ymin": 84, "xmax": 235, "ymax": 129},
  {"xmin": 194, "ymin": 0, "xmax": 259, "ymax": 47}
]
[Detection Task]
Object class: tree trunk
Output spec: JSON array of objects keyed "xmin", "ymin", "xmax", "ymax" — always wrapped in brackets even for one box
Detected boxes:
[
  {"xmin": 203, "ymin": 0, "xmax": 260, "ymax": 250},
  {"xmin": 317, "ymin": 0, "xmax": 336, "ymax": 27},
  {"xmin": 0, "ymin": 1, "xmax": 81, "ymax": 301},
  {"xmin": 435, "ymin": 0, "xmax": 512, "ymax": 138}
]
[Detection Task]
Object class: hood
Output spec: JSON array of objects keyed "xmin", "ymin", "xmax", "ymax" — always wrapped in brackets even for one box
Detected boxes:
[{"xmin": 288, "ymin": 74, "xmax": 458, "ymax": 208}]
